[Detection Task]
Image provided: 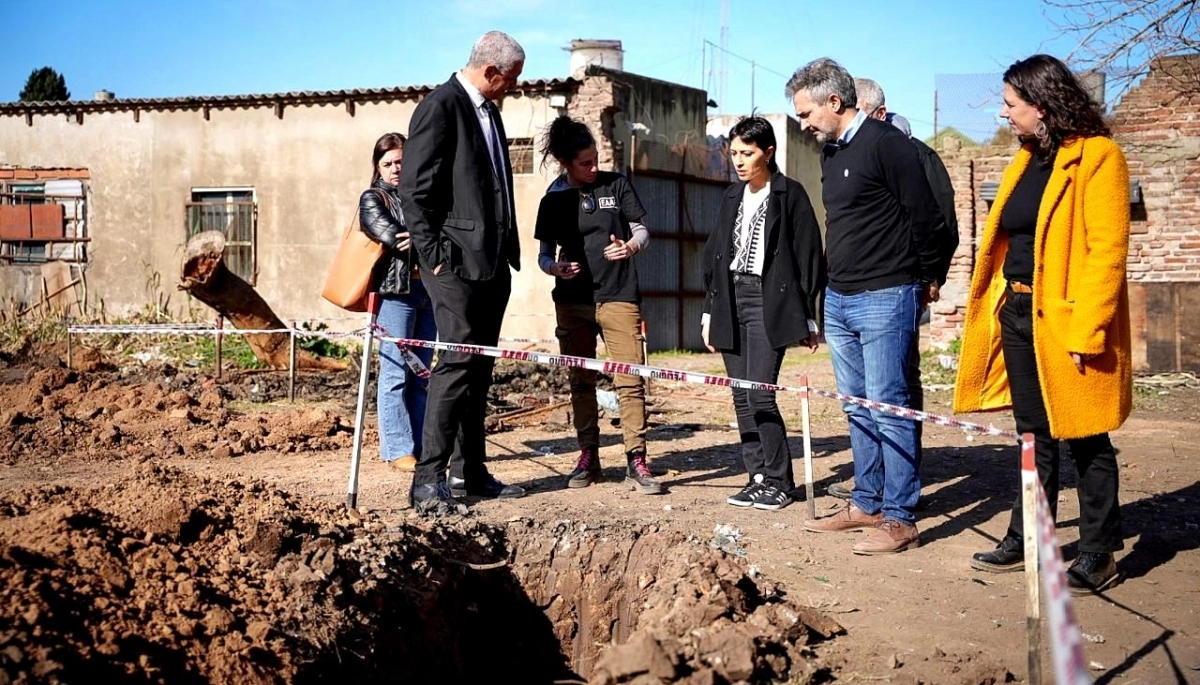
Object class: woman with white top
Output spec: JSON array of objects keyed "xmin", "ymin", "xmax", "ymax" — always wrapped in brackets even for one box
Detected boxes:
[{"xmin": 701, "ymin": 115, "xmax": 826, "ymax": 511}]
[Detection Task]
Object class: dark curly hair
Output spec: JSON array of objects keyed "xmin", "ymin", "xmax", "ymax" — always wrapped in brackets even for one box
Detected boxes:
[
  {"xmin": 540, "ymin": 115, "xmax": 595, "ymax": 168},
  {"xmin": 1003, "ymin": 54, "xmax": 1110, "ymax": 156}
]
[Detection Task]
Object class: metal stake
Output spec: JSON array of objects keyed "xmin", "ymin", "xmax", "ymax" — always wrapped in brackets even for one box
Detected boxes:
[
  {"xmin": 801, "ymin": 375, "xmax": 816, "ymax": 520},
  {"xmin": 347, "ymin": 293, "xmax": 381, "ymax": 510}
]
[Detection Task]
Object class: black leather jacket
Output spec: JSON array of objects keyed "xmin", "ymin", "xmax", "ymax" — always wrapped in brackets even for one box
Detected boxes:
[{"xmin": 359, "ymin": 179, "xmax": 413, "ymax": 296}]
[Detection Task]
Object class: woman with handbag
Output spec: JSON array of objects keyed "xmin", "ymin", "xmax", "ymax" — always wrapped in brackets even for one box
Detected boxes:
[{"xmin": 360, "ymin": 132, "xmax": 437, "ymax": 472}]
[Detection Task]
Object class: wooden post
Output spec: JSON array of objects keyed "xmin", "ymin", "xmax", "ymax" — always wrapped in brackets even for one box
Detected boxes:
[
  {"xmin": 641, "ymin": 320, "xmax": 650, "ymax": 397},
  {"xmin": 1020, "ymin": 433, "xmax": 1042, "ymax": 685},
  {"xmin": 288, "ymin": 321, "xmax": 297, "ymax": 403},
  {"xmin": 801, "ymin": 375, "xmax": 816, "ymax": 519},
  {"xmin": 215, "ymin": 315, "xmax": 223, "ymax": 380}
]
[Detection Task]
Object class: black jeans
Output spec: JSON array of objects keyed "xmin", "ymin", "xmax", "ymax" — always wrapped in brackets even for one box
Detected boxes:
[
  {"xmin": 414, "ymin": 267, "xmax": 511, "ymax": 487},
  {"xmin": 720, "ymin": 274, "xmax": 793, "ymax": 491},
  {"xmin": 1000, "ymin": 290, "xmax": 1123, "ymax": 552}
]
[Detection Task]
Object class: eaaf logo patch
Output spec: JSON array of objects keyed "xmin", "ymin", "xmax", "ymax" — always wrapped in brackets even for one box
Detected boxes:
[{"xmin": 598, "ymin": 196, "xmax": 618, "ymax": 210}]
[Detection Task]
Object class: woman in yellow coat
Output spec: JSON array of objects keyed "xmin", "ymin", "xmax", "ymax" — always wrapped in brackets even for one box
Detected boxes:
[{"xmin": 953, "ymin": 54, "xmax": 1131, "ymax": 596}]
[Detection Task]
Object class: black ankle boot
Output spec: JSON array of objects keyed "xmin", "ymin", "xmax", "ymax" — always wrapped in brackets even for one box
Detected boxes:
[
  {"xmin": 1067, "ymin": 552, "xmax": 1118, "ymax": 596},
  {"xmin": 970, "ymin": 535, "xmax": 1024, "ymax": 573}
]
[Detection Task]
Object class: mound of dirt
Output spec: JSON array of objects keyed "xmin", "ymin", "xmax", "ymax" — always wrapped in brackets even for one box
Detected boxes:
[
  {"xmin": 0, "ymin": 365, "xmax": 355, "ymax": 465},
  {"xmin": 0, "ymin": 345, "xmax": 623, "ymax": 465},
  {"xmin": 0, "ymin": 467, "xmax": 842, "ymax": 684}
]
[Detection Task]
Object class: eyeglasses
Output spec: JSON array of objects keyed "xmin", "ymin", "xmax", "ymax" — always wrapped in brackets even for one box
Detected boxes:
[{"xmin": 580, "ymin": 191, "xmax": 596, "ymax": 214}]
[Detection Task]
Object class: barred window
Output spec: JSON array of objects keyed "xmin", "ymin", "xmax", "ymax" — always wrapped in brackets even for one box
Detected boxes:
[{"xmin": 186, "ymin": 188, "xmax": 257, "ymax": 284}]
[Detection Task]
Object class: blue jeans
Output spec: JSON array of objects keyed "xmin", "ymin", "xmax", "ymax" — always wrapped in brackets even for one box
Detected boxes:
[
  {"xmin": 825, "ymin": 283, "xmax": 922, "ymax": 524},
  {"xmin": 377, "ymin": 279, "xmax": 436, "ymax": 461}
]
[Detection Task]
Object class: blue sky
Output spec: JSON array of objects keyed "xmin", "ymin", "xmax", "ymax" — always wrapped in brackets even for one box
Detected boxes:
[{"xmin": 1, "ymin": 0, "xmax": 1096, "ymax": 143}]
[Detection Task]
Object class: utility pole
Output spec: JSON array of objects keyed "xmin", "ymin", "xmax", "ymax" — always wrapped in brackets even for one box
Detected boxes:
[
  {"xmin": 933, "ymin": 89, "xmax": 940, "ymax": 150},
  {"xmin": 719, "ymin": 0, "xmax": 729, "ymax": 115}
]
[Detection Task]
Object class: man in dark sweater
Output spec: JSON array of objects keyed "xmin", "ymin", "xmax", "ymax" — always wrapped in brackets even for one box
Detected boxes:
[
  {"xmin": 789, "ymin": 58, "xmax": 947, "ymax": 555},
  {"xmin": 825, "ymin": 77, "xmax": 961, "ymax": 503}
]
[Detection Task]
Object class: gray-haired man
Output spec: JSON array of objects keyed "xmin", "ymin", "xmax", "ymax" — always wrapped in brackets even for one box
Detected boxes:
[
  {"xmin": 400, "ymin": 31, "xmax": 527, "ymax": 514},
  {"xmin": 825, "ymin": 77, "xmax": 960, "ymax": 503},
  {"xmin": 789, "ymin": 58, "xmax": 948, "ymax": 554}
]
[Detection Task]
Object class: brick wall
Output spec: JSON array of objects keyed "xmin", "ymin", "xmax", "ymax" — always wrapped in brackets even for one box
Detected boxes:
[
  {"xmin": 0, "ymin": 167, "xmax": 91, "ymax": 181},
  {"xmin": 928, "ymin": 143, "xmax": 1012, "ymax": 347},
  {"xmin": 568, "ymin": 73, "xmax": 628, "ymax": 171},
  {"xmin": 1110, "ymin": 56, "xmax": 1200, "ymax": 283},
  {"xmin": 927, "ymin": 54, "xmax": 1200, "ymax": 368}
]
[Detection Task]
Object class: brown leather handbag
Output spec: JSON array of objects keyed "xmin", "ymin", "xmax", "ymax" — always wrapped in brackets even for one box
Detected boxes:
[{"xmin": 321, "ymin": 190, "xmax": 386, "ymax": 312}]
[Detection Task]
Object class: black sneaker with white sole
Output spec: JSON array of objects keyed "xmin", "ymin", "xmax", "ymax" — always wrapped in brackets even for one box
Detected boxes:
[
  {"xmin": 752, "ymin": 484, "xmax": 793, "ymax": 511},
  {"xmin": 727, "ymin": 479, "xmax": 764, "ymax": 507}
]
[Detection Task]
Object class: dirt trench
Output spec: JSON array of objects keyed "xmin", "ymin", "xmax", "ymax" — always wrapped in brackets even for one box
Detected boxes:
[{"xmin": 0, "ymin": 466, "xmax": 842, "ymax": 684}]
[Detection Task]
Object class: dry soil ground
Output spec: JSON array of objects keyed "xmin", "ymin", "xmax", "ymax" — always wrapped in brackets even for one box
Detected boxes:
[{"xmin": 1, "ymin": 341, "xmax": 1198, "ymax": 684}]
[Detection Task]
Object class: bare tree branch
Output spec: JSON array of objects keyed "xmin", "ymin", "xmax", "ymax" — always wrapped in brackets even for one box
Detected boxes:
[{"xmin": 1045, "ymin": 0, "xmax": 1200, "ymax": 99}]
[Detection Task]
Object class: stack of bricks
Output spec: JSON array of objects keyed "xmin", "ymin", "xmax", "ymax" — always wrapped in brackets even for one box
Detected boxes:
[{"xmin": 0, "ymin": 167, "xmax": 90, "ymax": 181}]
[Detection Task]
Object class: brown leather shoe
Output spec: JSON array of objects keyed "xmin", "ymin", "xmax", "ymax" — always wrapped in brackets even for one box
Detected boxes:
[
  {"xmin": 387, "ymin": 455, "xmax": 417, "ymax": 472},
  {"xmin": 853, "ymin": 519, "xmax": 920, "ymax": 555},
  {"xmin": 803, "ymin": 504, "xmax": 883, "ymax": 533}
]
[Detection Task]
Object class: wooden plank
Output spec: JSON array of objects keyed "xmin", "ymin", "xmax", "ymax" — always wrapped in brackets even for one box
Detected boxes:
[
  {"xmin": 1144, "ymin": 283, "xmax": 1177, "ymax": 373},
  {"xmin": 1179, "ymin": 283, "xmax": 1200, "ymax": 372},
  {"xmin": 40, "ymin": 261, "xmax": 77, "ymax": 314},
  {"xmin": 1128, "ymin": 282, "xmax": 1148, "ymax": 373}
]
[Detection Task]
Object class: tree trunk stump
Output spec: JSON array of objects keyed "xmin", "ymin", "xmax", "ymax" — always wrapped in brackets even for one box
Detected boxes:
[{"xmin": 178, "ymin": 231, "xmax": 347, "ymax": 371}]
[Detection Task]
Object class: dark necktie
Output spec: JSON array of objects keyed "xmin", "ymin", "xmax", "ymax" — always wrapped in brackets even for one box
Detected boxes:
[{"xmin": 483, "ymin": 101, "xmax": 510, "ymax": 229}]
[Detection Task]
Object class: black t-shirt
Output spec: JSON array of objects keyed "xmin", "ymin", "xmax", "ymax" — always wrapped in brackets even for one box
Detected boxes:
[
  {"xmin": 1000, "ymin": 158, "xmax": 1053, "ymax": 285},
  {"xmin": 534, "ymin": 171, "xmax": 647, "ymax": 304}
]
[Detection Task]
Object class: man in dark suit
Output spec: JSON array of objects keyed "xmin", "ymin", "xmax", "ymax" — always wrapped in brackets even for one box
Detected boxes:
[{"xmin": 399, "ymin": 30, "xmax": 526, "ymax": 514}]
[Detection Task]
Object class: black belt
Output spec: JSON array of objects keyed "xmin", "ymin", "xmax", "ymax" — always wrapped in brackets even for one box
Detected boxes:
[{"xmin": 732, "ymin": 272, "xmax": 762, "ymax": 283}]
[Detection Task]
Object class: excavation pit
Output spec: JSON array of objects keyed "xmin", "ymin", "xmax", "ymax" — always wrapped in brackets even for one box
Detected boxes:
[{"xmin": 0, "ymin": 467, "xmax": 841, "ymax": 684}]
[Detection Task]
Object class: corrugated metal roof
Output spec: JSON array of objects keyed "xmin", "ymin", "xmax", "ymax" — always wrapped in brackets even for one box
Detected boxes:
[{"xmin": 0, "ymin": 78, "xmax": 577, "ymax": 116}]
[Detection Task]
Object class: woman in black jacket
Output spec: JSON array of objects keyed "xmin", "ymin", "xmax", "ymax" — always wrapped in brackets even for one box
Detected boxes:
[
  {"xmin": 702, "ymin": 116, "xmax": 826, "ymax": 511},
  {"xmin": 359, "ymin": 132, "xmax": 437, "ymax": 472}
]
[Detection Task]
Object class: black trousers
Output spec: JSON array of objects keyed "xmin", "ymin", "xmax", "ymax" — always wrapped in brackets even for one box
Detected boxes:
[
  {"xmin": 414, "ymin": 267, "xmax": 511, "ymax": 487},
  {"xmin": 907, "ymin": 322, "xmax": 924, "ymax": 465},
  {"xmin": 720, "ymin": 274, "xmax": 793, "ymax": 491},
  {"xmin": 1000, "ymin": 290, "xmax": 1123, "ymax": 552}
]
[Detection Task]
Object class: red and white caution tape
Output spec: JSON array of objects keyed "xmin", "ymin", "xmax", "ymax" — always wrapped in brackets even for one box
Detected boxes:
[
  {"xmin": 499, "ymin": 336, "xmax": 557, "ymax": 344},
  {"xmin": 369, "ymin": 322, "xmax": 431, "ymax": 382},
  {"xmin": 372, "ymin": 329, "xmax": 796, "ymax": 392},
  {"xmin": 67, "ymin": 324, "xmax": 367, "ymax": 338},
  {"xmin": 370, "ymin": 331, "xmax": 1018, "ymax": 439},
  {"xmin": 805, "ymin": 384, "xmax": 1017, "ymax": 439},
  {"xmin": 1025, "ymin": 438, "xmax": 1094, "ymax": 685},
  {"xmin": 65, "ymin": 322, "xmax": 1018, "ymax": 441}
]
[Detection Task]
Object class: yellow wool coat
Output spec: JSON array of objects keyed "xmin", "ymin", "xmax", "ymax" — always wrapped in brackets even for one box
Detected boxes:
[{"xmin": 953, "ymin": 136, "xmax": 1132, "ymax": 439}]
